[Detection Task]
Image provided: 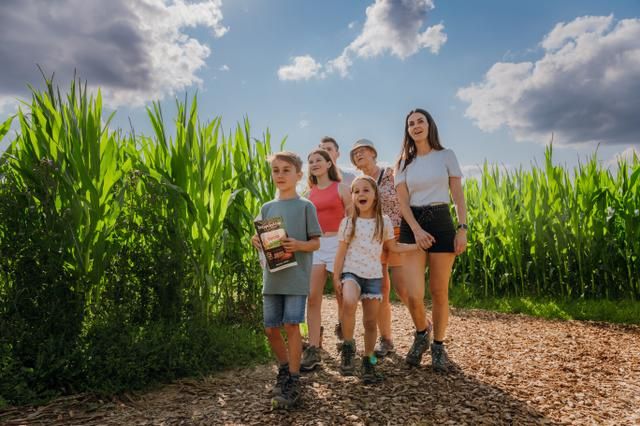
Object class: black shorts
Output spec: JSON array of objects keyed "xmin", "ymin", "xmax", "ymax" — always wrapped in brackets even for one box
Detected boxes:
[{"xmin": 399, "ymin": 204, "xmax": 456, "ymax": 253}]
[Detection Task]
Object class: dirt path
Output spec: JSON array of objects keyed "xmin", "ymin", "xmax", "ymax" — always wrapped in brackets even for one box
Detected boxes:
[{"xmin": 2, "ymin": 296, "xmax": 639, "ymax": 425}]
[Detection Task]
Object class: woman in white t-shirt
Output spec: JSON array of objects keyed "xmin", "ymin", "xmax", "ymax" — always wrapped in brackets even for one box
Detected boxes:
[{"xmin": 394, "ymin": 108, "xmax": 468, "ymax": 372}]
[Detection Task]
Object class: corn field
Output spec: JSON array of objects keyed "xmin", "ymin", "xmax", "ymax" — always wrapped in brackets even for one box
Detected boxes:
[
  {"xmin": 0, "ymin": 78, "xmax": 276, "ymax": 404},
  {"xmin": 455, "ymin": 147, "xmax": 640, "ymax": 300}
]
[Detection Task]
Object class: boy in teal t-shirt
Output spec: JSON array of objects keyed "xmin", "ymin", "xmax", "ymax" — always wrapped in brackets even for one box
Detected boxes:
[{"xmin": 252, "ymin": 151, "xmax": 321, "ymax": 410}]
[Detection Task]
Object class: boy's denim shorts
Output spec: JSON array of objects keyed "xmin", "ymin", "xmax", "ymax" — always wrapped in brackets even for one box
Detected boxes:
[
  {"xmin": 263, "ymin": 294, "xmax": 307, "ymax": 328},
  {"xmin": 341, "ymin": 272, "xmax": 382, "ymax": 301}
]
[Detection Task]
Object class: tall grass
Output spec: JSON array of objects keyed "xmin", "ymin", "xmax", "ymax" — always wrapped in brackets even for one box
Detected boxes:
[
  {"xmin": 0, "ymin": 76, "xmax": 276, "ymax": 405},
  {"xmin": 455, "ymin": 145, "xmax": 640, "ymax": 300}
]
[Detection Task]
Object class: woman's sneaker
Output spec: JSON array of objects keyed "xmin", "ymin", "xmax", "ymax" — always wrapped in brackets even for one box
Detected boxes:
[
  {"xmin": 271, "ymin": 375, "xmax": 301, "ymax": 410},
  {"xmin": 374, "ymin": 336, "xmax": 395, "ymax": 357},
  {"xmin": 271, "ymin": 364, "xmax": 289, "ymax": 396},
  {"xmin": 340, "ymin": 340, "xmax": 357, "ymax": 376},
  {"xmin": 361, "ymin": 355, "xmax": 384, "ymax": 384},
  {"xmin": 300, "ymin": 346, "xmax": 321, "ymax": 371},
  {"xmin": 431, "ymin": 342, "xmax": 449, "ymax": 372},
  {"xmin": 405, "ymin": 325, "xmax": 432, "ymax": 367}
]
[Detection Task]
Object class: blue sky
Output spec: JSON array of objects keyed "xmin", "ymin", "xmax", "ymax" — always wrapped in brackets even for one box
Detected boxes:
[{"xmin": 1, "ymin": 0, "xmax": 639, "ymax": 176}]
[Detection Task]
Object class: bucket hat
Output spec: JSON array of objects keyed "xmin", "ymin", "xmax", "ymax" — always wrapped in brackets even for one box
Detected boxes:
[{"xmin": 349, "ymin": 139, "xmax": 377, "ymax": 166}]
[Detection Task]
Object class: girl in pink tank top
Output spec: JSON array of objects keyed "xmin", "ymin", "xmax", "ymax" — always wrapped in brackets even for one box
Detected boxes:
[
  {"xmin": 301, "ymin": 149, "xmax": 351, "ymax": 371},
  {"xmin": 309, "ymin": 182, "xmax": 344, "ymax": 233}
]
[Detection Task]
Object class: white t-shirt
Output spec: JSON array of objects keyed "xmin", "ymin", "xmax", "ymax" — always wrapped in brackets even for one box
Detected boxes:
[
  {"xmin": 338, "ymin": 215, "xmax": 395, "ymax": 279},
  {"xmin": 394, "ymin": 149, "xmax": 462, "ymax": 206}
]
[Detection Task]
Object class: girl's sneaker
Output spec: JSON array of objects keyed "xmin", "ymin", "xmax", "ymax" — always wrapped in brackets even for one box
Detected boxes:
[
  {"xmin": 340, "ymin": 340, "xmax": 357, "ymax": 376},
  {"xmin": 361, "ymin": 355, "xmax": 384, "ymax": 384},
  {"xmin": 405, "ymin": 324, "xmax": 432, "ymax": 367},
  {"xmin": 300, "ymin": 346, "xmax": 321, "ymax": 371},
  {"xmin": 374, "ymin": 336, "xmax": 395, "ymax": 357},
  {"xmin": 271, "ymin": 375, "xmax": 301, "ymax": 410},
  {"xmin": 302, "ymin": 326, "xmax": 323, "ymax": 350},
  {"xmin": 430, "ymin": 342, "xmax": 449, "ymax": 372},
  {"xmin": 271, "ymin": 364, "xmax": 289, "ymax": 396}
]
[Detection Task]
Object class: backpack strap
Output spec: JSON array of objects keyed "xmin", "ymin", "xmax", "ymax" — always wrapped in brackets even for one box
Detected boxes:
[{"xmin": 376, "ymin": 167, "xmax": 387, "ymax": 186}]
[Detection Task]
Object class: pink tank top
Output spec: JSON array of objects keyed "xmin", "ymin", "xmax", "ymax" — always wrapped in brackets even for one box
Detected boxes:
[{"xmin": 309, "ymin": 181, "xmax": 345, "ymax": 233}]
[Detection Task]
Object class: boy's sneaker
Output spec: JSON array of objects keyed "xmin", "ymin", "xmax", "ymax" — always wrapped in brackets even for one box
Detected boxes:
[
  {"xmin": 271, "ymin": 375, "xmax": 301, "ymax": 410},
  {"xmin": 340, "ymin": 340, "xmax": 357, "ymax": 376},
  {"xmin": 374, "ymin": 337, "xmax": 395, "ymax": 357},
  {"xmin": 361, "ymin": 355, "xmax": 384, "ymax": 384},
  {"xmin": 334, "ymin": 322, "xmax": 343, "ymax": 340},
  {"xmin": 271, "ymin": 364, "xmax": 289, "ymax": 396},
  {"xmin": 405, "ymin": 325, "xmax": 432, "ymax": 367},
  {"xmin": 300, "ymin": 346, "xmax": 321, "ymax": 371},
  {"xmin": 431, "ymin": 342, "xmax": 449, "ymax": 372}
]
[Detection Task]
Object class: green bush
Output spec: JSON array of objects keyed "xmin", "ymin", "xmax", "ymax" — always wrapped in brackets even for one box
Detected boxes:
[
  {"xmin": 82, "ymin": 319, "xmax": 269, "ymax": 396},
  {"xmin": 0, "ymin": 170, "xmax": 86, "ymax": 404}
]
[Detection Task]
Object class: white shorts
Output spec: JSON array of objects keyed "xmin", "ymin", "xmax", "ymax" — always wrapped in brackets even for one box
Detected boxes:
[{"xmin": 312, "ymin": 235, "xmax": 339, "ymax": 272}]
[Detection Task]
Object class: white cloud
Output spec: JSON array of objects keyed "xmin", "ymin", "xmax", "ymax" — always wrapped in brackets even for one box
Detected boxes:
[
  {"xmin": 348, "ymin": 21, "xmax": 357, "ymax": 29},
  {"xmin": 299, "ymin": 119, "xmax": 310, "ymax": 129},
  {"xmin": 0, "ymin": 98, "xmax": 18, "ymax": 116},
  {"xmin": 219, "ymin": 64, "xmax": 230, "ymax": 71},
  {"xmin": 461, "ymin": 164, "xmax": 484, "ymax": 180},
  {"xmin": 279, "ymin": 0, "xmax": 445, "ymax": 81},
  {"xmin": 277, "ymin": 55, "xmax": 323, "ymax": 81},
  {"xmin": 605, "ymin": 145, "xmax": 640, "ymax": 169},
  {"xmin": 457, "ymin": 15, "xmax": 640, "ymax": 146},
  {"xmin": 0, "ymin": 0, "xmax": 228, "ymax": 109},
  {"xmin": 541, "ymin": 15, "xmax": 613, "ymax": 50},
  {"xmin": 460, "ymin": 163, "xmax": 515, "ymax": 180}
]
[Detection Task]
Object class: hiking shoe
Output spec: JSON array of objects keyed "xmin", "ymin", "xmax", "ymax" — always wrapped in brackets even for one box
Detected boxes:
[
  {"xmin": 374, "ymin": 336, "xmax": 395, "ymax": 357},
  {"xmin": 334, "ymin": 322, "xmax": 343, "ymax": 340},
  {"xmin": 300, "ymin": 346, "xmax": 321, "ymax": 371},
  {"xmin": 361, "ymin": 355, "xmax": 384, "ymax": 384},
  {"xmin": 340, "ymin": 340, "xmax": 357, "ymax": 376},
  {"xmin": 405, "ymin": 325, "xmax": 432, "ymax": 367},
  {"xmin": 271, "ymin": 375, "xmax": 301, "ymax": 410},
  {"xmin": 431, "ymin": 342, "xmax": 449, "ymax": 372},
  {"xmin": 271, "ymin": 364, "xmax": 289, "ymax": 396},
  {"xmin": 303, "ymin": 326, "xmax": 323, "ymax": 350}
]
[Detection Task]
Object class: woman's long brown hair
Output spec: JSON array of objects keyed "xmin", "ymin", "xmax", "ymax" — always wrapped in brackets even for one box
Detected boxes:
[
  {"xmin": 396, "ymin": 108, "xmax": 444, "ymax": 172},
  {"xmin": 307, "ymin": 149, "xmax": 341, "ymax": 188}
]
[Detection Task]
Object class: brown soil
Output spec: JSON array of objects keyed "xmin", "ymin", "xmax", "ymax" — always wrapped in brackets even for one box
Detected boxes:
[{"xmin": 2, "ymin": 296, "xmax": 639, "ymax": 425}]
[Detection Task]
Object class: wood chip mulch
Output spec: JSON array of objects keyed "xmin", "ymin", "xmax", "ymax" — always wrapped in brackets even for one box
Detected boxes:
[{"xmin": 2, "ymin": 296, "xmax": 639, "ymax": 425}]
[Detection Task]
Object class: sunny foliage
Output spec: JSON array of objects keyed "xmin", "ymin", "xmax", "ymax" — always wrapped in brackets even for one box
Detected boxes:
[{"xmin": 454, "ymin": 146, "xmax": 640, "ymax": 300}]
